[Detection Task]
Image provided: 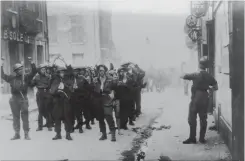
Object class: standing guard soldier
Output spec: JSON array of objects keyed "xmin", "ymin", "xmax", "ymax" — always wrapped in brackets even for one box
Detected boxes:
[
  {"xmin": 181, "ymin": 56, "xmax": 218, "ymax": 144},
  {"xmin": 93, "ymin": 64, "xmax": 117, "ymax": 141},
  {"xmin": 1, "ymin": 57, "xmax": 37, "ymax": 140},
  {"xmin": 50, "ymin": 65, "xmax": 73, "ymax": 140},
  {"xmin": 31, "ymin": 63, "xmax": 53, "ymax": 131}
]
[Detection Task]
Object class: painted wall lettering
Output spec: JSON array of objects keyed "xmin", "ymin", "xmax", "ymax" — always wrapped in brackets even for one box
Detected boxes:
[{"xmin": 1, "ymin": 29, "xmax": 34, "ymax": 44}]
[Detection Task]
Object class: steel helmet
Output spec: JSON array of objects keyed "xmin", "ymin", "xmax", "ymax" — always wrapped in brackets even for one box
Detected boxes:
[
  {"xmin": 199, "ymin": 56, "xmax": 208, "ymax": 68},
  {"xmin": 13, "ymin": 63, "xmax": 23, "ymax": 72},
  {"xmin": 38, "ymin": 63, "xmax": 47, "ymax": 69},
  {"xmin": 56, "ymin": 66, "xmax": 66, "ymax": 72}
]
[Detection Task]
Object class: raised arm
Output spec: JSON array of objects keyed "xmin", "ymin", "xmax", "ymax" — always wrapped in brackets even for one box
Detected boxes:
[
  {"xmin": 181, "ymin": 72, "xmax": 198, "ymax": 81},
  {"xmin": 26, "ymin": 62, "xmax": 37, "ymax": 82},
  {"xmin": 1, "ymin": 65, "xmax": 13, "ymax": 83}
]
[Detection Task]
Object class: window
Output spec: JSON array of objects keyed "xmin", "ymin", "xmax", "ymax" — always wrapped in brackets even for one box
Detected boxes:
[
  {"xmin": 70, "ymin": 15, "xmax": 85, "ymax": 43},
  {"xmin": 48, "ymin": 16, "xmax": 58, "ymax": 43},
  {"xmin": 72, "ymin": 53, "xmax": 84, "ymax": 65}
]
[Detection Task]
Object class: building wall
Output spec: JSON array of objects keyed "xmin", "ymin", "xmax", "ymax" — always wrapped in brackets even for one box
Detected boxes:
[
  {"xmin": 214, "ymin": 1, "xmax": 232, "ymax": 127},
  {"xmin": 47, "ymin": 3, "xmax": 101, "ymax": 66},
  {"xmin": 1, "ymin": 1, "xmax": 49, "ymax": 94}
]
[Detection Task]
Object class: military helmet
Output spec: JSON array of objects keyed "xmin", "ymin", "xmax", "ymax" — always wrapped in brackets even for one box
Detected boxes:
[
  {"xmin": 38, "ymin": 63, "xmax": 47, "ymax": 69},
  {"xmin": 13, "ymin": 63, "xmax": 23, "ymax": 72},
  {"xmin": 199, "ymin": 56, "xmax": 209, "ymax": 69},
  {"xmin": 73, "ymin": 65, "xmax": 82, "ymax": 71},
  {"xmin": 56, "ymin": 66, "xmax": 66, "ymax": 72}
]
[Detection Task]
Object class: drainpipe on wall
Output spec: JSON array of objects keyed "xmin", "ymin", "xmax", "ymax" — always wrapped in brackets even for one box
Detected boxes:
[
  {"xmin": 0, "ymin": 1, "xmax": 2, "ymax": 95},
  {"xmin": 45, "ymin": 1, "xmax": 50, "ymax": 62}
]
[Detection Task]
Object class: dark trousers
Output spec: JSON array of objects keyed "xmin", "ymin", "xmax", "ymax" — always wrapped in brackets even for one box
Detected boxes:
[
  {"xmin": 36, "ymin": 90, "xmax": 53, "ymax": 128},
  {"xmin": 128, "ymin": 99, "xmax": 136, "ymax": 121},
  {"xmin": 99, "ymin": 104, "xmax": 116, "ymax": 133},
  {"xmin": 9, "ymin": 96, "xmax": 29, "ymax": 133},
  {"xmin": 188, "ymin": 91, "xmax": 209, "ymax": 139},
  {"xmin": 135, "ymin": 89, "xmax": 142, "ymax": 115},
  {"xmin": 99, "ymin": 106, "xmax": 116, "ymax": 133},
  {"xmin": 120, "ymin": 99, "xmax": 133, "ymax": 127},
  {"xmin": 71, "ymin": 96, "xmax": 91, "ymax": 127},
  {"xmin": 53, "ymin": 96, "xmax": 73, "ymax": 133}
]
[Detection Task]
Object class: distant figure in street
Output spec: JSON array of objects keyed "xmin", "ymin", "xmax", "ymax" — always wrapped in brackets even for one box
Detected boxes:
[
  {"xmin": 1, "ymin": 58, "xmax": 37, "ymax": 140},
  {"xmin": 180, "ymin": 56, "xmax": 218, "ymax": 144}
]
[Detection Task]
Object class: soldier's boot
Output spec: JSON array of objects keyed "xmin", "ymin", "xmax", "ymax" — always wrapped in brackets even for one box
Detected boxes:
[
  {"xmin": 86, "ymin": 123, "xmax": 92, "ymax": 130},
  {"xmin": 183, "ymin": 126, "xmax": 196, "ymax": 144},
  {"xmin": 129, "ymin": 120, "xmax": 135, "ymax": 126},
  {"xmin": 36, "ymin": 126, "xmax": 43, "ymax": 131},
  {"xmin": 74, "ymin": 123, "xmax": 79, "ymax": 130},
  {"xmin": 79, "ymin": 126, "xmax": 83, "ymax": 133},
  {"xmin": 116, "ymin": 119, "xmax": 122, "ymax": 135},
  {"xmin": 199, "ymin": 123, "xmax": 207, "ymax": 144},
  {"xmin": 111, "ymin": 130, "xmax": 116, "ymax": 142},
  {"xmin": 66, "ymin": 133, "xmax": 73, "ymax": 141},
  {"xmin": 91, "ymin": 119, "xmax": 95, "ymax": 125},
  {"xmin": 11, "ymin": 133, "xmax": 20, "ymax": 140},
  {"xmin": 52, "ymin": 132, "xmax": 62, "ymax": 140},
  {"xmin": 24, "ymin": 131, "xmax": 31, "ymax": 140},
  {"xmin": 99, "ymin": 132, "xmax": 107, "ymax": 140}
]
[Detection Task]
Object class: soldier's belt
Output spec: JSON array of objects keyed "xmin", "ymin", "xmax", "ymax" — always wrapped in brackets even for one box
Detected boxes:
[{"xmin": 38, "ymin": 88, "xmax": 49, "ymax": 92}]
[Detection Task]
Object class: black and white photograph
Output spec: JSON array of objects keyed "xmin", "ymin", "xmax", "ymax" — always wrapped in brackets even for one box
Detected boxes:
[{"xmin": 0, "ymin": 0, "xmax": 244, "ymax": 160}]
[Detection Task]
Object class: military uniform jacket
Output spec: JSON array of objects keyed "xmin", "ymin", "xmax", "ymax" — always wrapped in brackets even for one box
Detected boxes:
[
  {"xmin": 1, "ymin": 64, "xmax": 37, "ymax": 97},
  {"xmin": 31, "ymin": 73, "xmax": 51, "ymax": 89},
  {"xmin": 93, "ymin": 76, "xmax": 114, "ymax": 105}
]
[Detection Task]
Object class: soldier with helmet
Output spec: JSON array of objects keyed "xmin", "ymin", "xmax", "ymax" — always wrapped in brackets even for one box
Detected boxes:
[
  {"xmin": 1, "ymin": 58, "xmax": 37, "ymax": 140},
  {"xmin": 31, "ymin": 63, "xmax": 53, "ymax": 131},
  {"xmin": 50, "ymin": 65, "xmax": 74, "ymax": 140},
  {"xmin": 181, "ymin": 56, "xmax": 218, "ymax": 144}
]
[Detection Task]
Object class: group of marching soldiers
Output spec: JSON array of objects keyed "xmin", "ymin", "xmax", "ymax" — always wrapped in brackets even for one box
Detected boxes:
[{"xmin": 1, "ymin": 56, "xmax": 146, "ymax": 142}]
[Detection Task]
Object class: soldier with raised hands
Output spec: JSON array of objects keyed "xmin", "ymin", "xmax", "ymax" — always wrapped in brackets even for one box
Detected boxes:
[
  {"xmin": 70, "ymin": 66, "xmax": 92, "ymax": 133},
  {"xmin": 1, "ymin": 57, "xmax": 37, "ymax": 140},
  {"xmin": 50, "ymin": 61, "xmax": 74, "ymax": 140},
  {"xmin": 93, "ymin": 64, "xmax": 117, "ymax": 141},
  {"xmin": 31, "ymin": 63, "xmax": 53, "ymax": 132}
]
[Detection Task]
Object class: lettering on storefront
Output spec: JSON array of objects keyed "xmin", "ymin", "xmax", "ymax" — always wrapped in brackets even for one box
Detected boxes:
[{"xmin": 2, "ymin": 29, "xmax": 34, "ymax": 44}]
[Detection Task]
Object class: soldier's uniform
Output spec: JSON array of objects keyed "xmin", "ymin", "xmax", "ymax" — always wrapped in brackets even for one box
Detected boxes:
[
  {"xmin": 93, "ymin": 64, "xmax": 116, "ymax": 141},
  {"xmin": 116, "ymin": 67, "xmax": 135, "ymax": 129},
  {"xmin": 133, "ymin": 65, "xmax": 146, "ymax": 117},
  {"xmin": 50, "ymin": 66, "xmax": 73, "ymax": 140},
  {"xmin": 1, "ymin": 62, "xmax": 37, "ymax": 140},
  {"xmin": 31, "ymin": 64, "xmax": 53, "ymax": 131},
  {"xmin": 71, "ymin": 66, "xmax": 92, "ymax": 133},
  {"xmin": 182, "ymin": 57, "xmax": 218, "ymax": 144}
]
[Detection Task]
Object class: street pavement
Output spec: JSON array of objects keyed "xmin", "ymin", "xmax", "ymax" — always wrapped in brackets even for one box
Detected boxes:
[
  {"xmin": 144, "ymin": 87, "xmax": 231, "ymax": 160},
  {"xmin": 0, "ymin": 91, "xmax": 164, "ymax": 160},
  {"xmin": 0, "ymin": 88, "xmax": 231, "ymax": 160}
]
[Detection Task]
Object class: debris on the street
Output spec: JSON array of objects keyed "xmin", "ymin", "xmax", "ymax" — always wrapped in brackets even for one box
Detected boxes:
[{"xmin": 158, "ymin": 155, "xmax": 172, "ymax": 161}]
